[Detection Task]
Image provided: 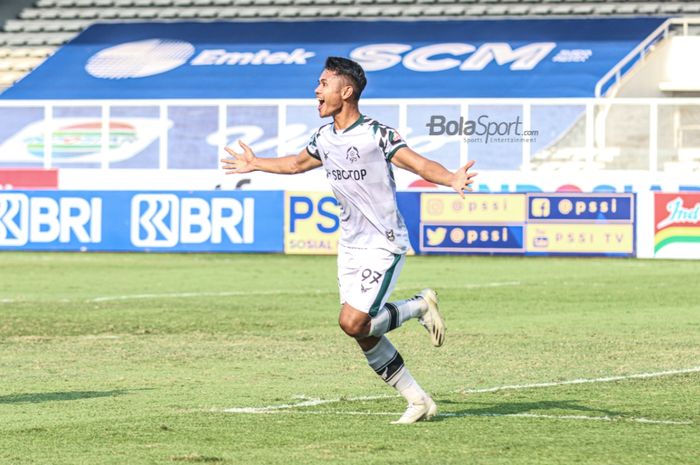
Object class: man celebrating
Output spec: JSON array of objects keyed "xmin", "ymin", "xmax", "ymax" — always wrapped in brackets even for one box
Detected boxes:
[{"xmin": 221, "ymin": 56, "xmax": 477, "ymax": 424}]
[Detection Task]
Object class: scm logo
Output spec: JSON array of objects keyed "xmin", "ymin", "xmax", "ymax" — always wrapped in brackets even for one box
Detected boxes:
[
  {"xmin": 350, "ymin": 42, "xmax": 556, "ymax": 72},
  {"xmin": 0, "ymin": 194, "xmax": 102, "ymax": 246},
  {"xmin": 130, "ymin": 194, "xmax": 254, "ymax": 247}
]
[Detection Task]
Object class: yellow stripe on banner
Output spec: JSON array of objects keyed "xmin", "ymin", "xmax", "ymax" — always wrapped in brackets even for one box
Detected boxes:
[
  {"xmin": 654, "ymin": 226, "xmax": 700, "ymax": 245},
  {"xmin": 421, "ymin": 193, "xmax": 527, "ymax": 223},
  {"xmin": 525, "ymin": 223, "xmax": 634, "ymax": 253}
]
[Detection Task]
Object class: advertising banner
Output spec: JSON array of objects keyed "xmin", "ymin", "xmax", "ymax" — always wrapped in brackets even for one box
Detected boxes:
[
  {"xmin": 0, "ymin": 169, "xmax": 58, "ymax": 189},
  {"xmin": 653, "ymin": 193, "xmax": 700, "ymax": 259},
  {"xmin": 525, "ymin": 223, "xmax": 634, "ymax": 254},
  {"xmin": 283, "ymin": 191, "xmax": 422, "ymax": 255},
  {"xmin": 419, "ymin": 193, "xmax": 527, "ymax": 253},
  {"xmin": 525, "ymin": 193, "xmax": 635, "ymax": 255},
  {"xmin": 1, "ymin": 19, "xmax": 665, "ymax": 99},
  {"xmin": 0, "ymin": 190, "xmax": 283, "ymax": 252},
  {"xmin": 418, "ymin": 192, "xmax": 635, "ymax": 256},
  {"xmin": 284, "ymin": 191, "xmax": 341, "ymax": 255}
]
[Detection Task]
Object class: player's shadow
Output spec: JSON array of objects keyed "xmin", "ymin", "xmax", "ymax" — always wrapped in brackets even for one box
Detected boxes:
[
  {"xmin": 0, "ymin": 389, "xmax": 138, "ymax": 404},
  {"xmin": 431, "ymin": 399, "xmax": 624, "ymax": 422}
]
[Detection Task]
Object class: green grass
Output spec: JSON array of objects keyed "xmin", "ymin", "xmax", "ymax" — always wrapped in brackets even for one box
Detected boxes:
[{"xmin": 0, "ymin": 252, "xmax": 698, "ymax": 465}]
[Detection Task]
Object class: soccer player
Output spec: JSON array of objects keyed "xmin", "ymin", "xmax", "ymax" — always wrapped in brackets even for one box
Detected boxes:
[{"xmin": 221, "ymin": 57, "xmax": 477, "ymax": 424}]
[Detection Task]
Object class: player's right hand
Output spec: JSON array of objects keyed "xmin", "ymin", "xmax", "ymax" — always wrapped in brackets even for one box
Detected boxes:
[{"xmin": 221, "ymin": 140, "xmax": 256, "ymax": 174}]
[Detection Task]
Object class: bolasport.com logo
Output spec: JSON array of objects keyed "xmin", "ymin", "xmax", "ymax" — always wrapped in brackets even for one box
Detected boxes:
[{"xmin": 426, "ymin": 115, "xmax": 538, "ymax": 144}]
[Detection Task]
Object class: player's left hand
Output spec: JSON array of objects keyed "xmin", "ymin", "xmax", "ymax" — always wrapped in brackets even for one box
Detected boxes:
[{"xmin": 451, "ymin": 160, "xmax": 478, "ymax": 198}]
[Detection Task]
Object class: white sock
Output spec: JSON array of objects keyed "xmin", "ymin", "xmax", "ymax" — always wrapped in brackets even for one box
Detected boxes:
[
  {"xmin": 363, "ymin": 336, "xmax": 428, "ymax": 404},
  {"xmin": 393, "ymin": 369, "xmax": 428, "ymax": 405},
  {"xmin": 368, "ymin": 297, "xmax": 427, "ymax": 337}
]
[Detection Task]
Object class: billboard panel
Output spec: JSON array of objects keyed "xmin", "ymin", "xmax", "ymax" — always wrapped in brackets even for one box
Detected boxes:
[
  {"xmin": 0, "ymin": 169, "xmax": 58, "ymax": 189},
  {"xmin": 284, "ymin": 191, "xmax": 341, "ymax": 255},
  {"xmin": 1, "ymin": 19, "xmax": 666, "ymax": 99},
  {"xmin": 0, "ymin": 190, "xmax": 284, "ymax": 252},
  {"xmin": 525, "ymin": 193, "xmax": 635, "ymax": 256},
  {"xmin": 419, "ymin": 192, "xmax": 635, "ymax": 256},
  {"xmin": 419, "ymin": 193, "xmax": 527, "ymax": 254},
  {"xmin": 654, "ymin": 193, "xmax": 700, "ymax": 259},
  {"xmin": 525, "ymin": 223, "xmax": 634, "ymax": 254}
]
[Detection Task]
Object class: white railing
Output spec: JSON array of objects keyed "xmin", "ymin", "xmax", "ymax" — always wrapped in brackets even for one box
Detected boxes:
[
  {"xmin": 595, "ymin": 17, "xmax": 700, "ymax": 97},
  {"xmin": 1, "ymin": 98, "xmax": 699, "ymax": 177}
]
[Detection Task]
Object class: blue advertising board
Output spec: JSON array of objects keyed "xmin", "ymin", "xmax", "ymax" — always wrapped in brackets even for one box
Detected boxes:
[
  {"xmin": 0, "ymin": 190, "xmax": 284, "ymax": 252},
  {"xmin": 525, "ymin": 193, "xmax": 636, "ymax": 256},
  {"xmin": 0, "ymin": 190, "xmax": 636, "ymax": 256},
  {"xmin": 0, "ymin": 18, "xmax": 666, "ymax": 99},
  {"xmin": 417, "ymin": 192, "xmax": 636, "ymax": 256},
  {"xmin": 528, "ymin": 194, "xmax": 634, "ymax": 222},
  {"xmin": 420, "ymin": 224, "xmax": 525, "ymax": 253}
]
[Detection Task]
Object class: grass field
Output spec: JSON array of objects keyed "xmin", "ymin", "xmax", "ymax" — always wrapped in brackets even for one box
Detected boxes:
[{"xmin": 1, "ymin": 252, "xmax": 699, "ymax": 465}]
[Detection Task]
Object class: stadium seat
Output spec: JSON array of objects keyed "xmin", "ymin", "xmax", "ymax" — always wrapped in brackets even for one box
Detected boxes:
[
  {"xmin": 135, "ymin": 8, "xmax": 159, "ymax": 18},
  {"xmin": 277, "ymin": 7, "xmax": 301, "ymax": 16},
  {"xmin": 443, "ymin": 5, "xmax": 466, "ymax": 15},
  {"xmin": 0, "ymin": 70, "xmax": 26, "ymax": 86},
  {"xmin": 402, "ymin": 5, "xmax": 423, "ymax": 15},
  {"xmin": 464, "ymin": 5, "xmax": 487, "ymax": 15},
  {"xmin": 3, "ymin": 0, "xmax": 700, "ymax": 87},
  {"xmin": 157, "ymin": 8, "xmax": 180, "ymax": 17},
  {"xmin": 572, "ymin": 4, "xmax": 594, "ymax": 15},
  {"xmin": 18, "ymin": 9, "xmax": 42, "ymax": 20}
]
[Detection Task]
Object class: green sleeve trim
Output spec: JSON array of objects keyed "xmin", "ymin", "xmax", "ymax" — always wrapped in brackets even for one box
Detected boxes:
[
  {"xmin": 307, "ymin": 147, "xmax": 321, "ymax": 161},
  {"xmin": 385, "ymin": 143, "xmax": 407, "ymax": 161}
]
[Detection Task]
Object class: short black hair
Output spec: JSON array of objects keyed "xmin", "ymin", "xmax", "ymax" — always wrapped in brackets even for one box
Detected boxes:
[{"xmin": 324, "ymin": 56, "xmax": 367, "ymax": 101}]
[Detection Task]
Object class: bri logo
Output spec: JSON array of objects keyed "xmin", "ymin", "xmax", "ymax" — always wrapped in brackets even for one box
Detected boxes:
[
  {"xmin": 0, "ymin": 194, "xmax": 102, "ymax": 246},
  {"xmin": 130, "ymin": 194, "xmax": 255, "ymax": 247}
]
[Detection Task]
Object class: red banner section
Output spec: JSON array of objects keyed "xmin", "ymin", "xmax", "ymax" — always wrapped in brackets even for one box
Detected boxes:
[{"xmin": 0, "ymin": 169, "xmax": 58, "ymax": 189}]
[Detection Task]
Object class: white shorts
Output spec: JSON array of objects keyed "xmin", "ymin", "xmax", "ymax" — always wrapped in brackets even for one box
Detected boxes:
[{"xmin": 337, "ymin": 245, "xmax": 406, "ymax": 317}]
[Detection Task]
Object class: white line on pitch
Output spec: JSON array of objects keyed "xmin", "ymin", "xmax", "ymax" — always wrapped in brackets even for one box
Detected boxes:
[
  {"xmin": 88, "ymin": 281, "xmax": 521, "ymax": 302},
  {"xmin": 221, "ymin": 394, "xmax": 397, "ymax": 414},
  {"xmin": 219, "ymin": 365, "xmax": 700, "ymax": 414},
  {"xmin": 218, "ymin": 409, "xmax": 692, "ymax": 426},
  {"xmin": 457, "ymin": 366, "xmax": 700, "ymax": 394}
]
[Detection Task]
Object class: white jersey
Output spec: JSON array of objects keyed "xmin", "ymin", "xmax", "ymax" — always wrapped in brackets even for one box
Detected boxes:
[{"xmin": 306, "ymin": 115, "xmax": 410, "ymax": 255}]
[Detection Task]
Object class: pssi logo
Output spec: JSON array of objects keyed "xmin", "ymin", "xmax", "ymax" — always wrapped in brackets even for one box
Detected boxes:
[
  {"xmin": 285, "ymin": 194, "xmax": 340, "ymax": 254},
  {"xmin": 130, "ymin": 194, "xmax": 254, "ymax": 247},
  {"xmin": 0, "ymin": 194, "xmax": 102, "ymax": 246},
  {"xmin": 289, "ymin": 195, "xmax": 339, "ymax": 234}
]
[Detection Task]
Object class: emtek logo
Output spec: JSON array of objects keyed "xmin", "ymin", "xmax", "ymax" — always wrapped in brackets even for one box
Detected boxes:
[
  {"xmin": 130, "ymin": 194, "xmax": 254, "ymax": 247},
  {"xmin": 0, "ymin": 194, "xmax": 102, "ymax": 246},
  {"xmin": 350, "ymin": 42, "xmax": 556, "ymax": 72},
  {"xmin": 86, "ymin": 39, "xmax": 195, "ymax": 79},
  {"xmin": 86, "ymin": 39, "xmax": 314, "ymax": 79}
]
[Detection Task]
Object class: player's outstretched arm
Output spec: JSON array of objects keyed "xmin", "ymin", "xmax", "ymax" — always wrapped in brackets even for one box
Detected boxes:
[
  {"xmin": 221, "ymin": 140, "xmax": 322, "ymax": 175},
  {"xmin": 391, "ymin": 147, "xmax": 477, "ymax": 198}
]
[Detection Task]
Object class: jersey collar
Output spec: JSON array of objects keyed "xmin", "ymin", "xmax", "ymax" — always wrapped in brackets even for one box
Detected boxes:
[{"xmin": 333, "ymin": 114, "xmax": 364, "ymax": 134}]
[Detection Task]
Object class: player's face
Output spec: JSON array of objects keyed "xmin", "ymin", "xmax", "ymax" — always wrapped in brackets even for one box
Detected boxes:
[{"xmin": 315, "ymin": 69, "xmax": 350, "ymax": 118}]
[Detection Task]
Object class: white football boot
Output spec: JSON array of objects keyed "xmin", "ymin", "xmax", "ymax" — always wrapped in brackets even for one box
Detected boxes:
[
  {"xmin": 417, "ymin": 289, "xmax": 446, "ymax": 347},
  {"xmin": 391, "ymin": 396, "xmax": 438, "ymax": 424}
]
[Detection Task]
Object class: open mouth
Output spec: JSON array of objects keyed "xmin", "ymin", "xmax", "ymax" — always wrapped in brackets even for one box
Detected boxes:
[{"xmin": 317, "ymin": 99, "xmax": 324, "ymax": 112}]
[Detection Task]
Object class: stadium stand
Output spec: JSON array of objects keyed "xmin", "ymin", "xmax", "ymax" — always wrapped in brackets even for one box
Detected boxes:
[
  {"xmin": 1, "ymin": 0, "xmax": 700, "ymax": 88},
  {"xmin": 0, "ymin": 2, "xmax": 699, "ymax": 176}
]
